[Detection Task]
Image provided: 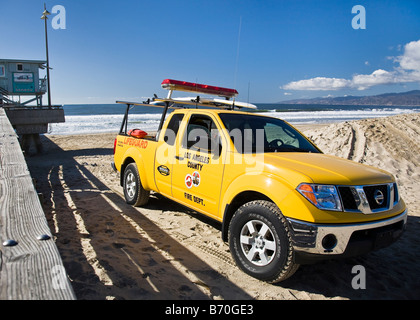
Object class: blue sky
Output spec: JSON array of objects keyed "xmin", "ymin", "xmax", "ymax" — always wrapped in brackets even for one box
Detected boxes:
[{"xmin": 2, "ymin": 0, "xmax": 420, "ymax": 104}]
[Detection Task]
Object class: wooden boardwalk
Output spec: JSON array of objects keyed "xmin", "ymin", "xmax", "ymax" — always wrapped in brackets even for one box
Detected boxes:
[{"xmin": 0, "ymin": 108, "xmax": 75, "ymax": 299}]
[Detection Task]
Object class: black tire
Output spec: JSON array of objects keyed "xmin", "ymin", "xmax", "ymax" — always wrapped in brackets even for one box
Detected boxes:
[
  {"xmin": 123, "ymin": 163, "xmax": 149, "ymax": 206},
  {"xmin": 228, "ymin": 200, "xmax": 299, "ymax": 283}
]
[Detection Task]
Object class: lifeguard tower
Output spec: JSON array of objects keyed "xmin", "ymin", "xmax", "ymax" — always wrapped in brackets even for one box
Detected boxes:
[
  {"xmin": 0, "ymin": 58, "xmax": 64, "ymax": 153},
  {"xmin": 0, "ymin": 59, "xmax": 48, "ymax": 106}
]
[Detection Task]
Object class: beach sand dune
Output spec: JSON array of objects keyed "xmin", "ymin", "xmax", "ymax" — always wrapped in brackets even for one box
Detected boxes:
[{"xmin": 26, "ymin": 113, "xmax": 420, "ymax": 300}]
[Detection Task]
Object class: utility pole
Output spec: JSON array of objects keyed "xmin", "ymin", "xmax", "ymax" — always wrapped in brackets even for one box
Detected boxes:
[{"xmin": 41, "ymin": 3, "xmax": 51, "ymax": 107}]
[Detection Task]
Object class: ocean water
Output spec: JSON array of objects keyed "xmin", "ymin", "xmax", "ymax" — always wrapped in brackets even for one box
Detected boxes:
[{"xmin": 48, "ymin": 103, "xmax": 420, "ymax": 135}]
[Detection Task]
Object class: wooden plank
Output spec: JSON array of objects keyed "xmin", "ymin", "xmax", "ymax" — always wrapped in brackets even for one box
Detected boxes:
[
  {"xmin": 4, "ymin": 108, "xmax": 65, "ymax": 125},
  {"xmin": 0, "ymin": 108, "xmax": 76, "ymax": 300}
]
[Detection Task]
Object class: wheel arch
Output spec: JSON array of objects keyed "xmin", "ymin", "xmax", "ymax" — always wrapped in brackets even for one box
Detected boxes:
[
  {"xmin": 120, "ymin": 154, "xmax": 148, "ymax": 189},
  {"xmin": 221, "ymin": 190, "xmax": 273, "ymax": 242},
  {"xmin": 220, "ymin": 174, "xmax": 293, "ymax": 242}
]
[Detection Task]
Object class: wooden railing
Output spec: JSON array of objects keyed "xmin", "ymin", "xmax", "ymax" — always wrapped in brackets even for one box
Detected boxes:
[{"xmin": 0, "ymin": 107, "xmax": 76, "ymax": 299}]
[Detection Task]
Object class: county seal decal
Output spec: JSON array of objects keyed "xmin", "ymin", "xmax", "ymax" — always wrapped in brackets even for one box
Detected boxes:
[{"xmin": 185, "ymin": 171, "xmax": 200, "ymax": 189}]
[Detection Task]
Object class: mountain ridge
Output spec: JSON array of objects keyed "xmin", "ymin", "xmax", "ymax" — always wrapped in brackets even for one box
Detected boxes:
[{"xmin": 279, "ymin": 90, "xmax": 420, "ymax": 106}]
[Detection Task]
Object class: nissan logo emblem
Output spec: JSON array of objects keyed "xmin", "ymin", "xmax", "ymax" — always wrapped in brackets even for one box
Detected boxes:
[{"xmin": 374, "ymin": 189, "xmax": 385, "ymax": 205}]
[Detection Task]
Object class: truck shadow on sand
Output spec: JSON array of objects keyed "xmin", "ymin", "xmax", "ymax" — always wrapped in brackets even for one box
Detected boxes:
[
  {"xmin": 27, "ymin": 135, "xmax": 420, "ymax": 300},
  {"xmin": 27, "ymin": 136, "xmax": 252, "ymax": 300}
]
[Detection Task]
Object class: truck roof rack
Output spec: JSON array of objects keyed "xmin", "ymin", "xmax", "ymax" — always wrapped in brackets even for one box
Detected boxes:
[
  {"xmin": 116, "ymin": 79, "xmax": 257, "ymax": 110},
  {"xmin": 116, "ymin": 79, "xmax": 257, "ymax": 133}
]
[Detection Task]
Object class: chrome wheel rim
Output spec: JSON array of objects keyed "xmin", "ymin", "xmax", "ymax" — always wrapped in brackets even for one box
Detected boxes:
[
  {"xmin": 240, "ymin": 220, "xmax": 277, "ymax": 266},
  {"xmin": 125, "ymin": 172, "xmax": 136, "ymax": 199}
]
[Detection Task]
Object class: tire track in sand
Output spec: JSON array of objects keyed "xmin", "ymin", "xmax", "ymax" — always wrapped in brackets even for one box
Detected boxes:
[{"xmin": 347, "ymin": 122, "xmax": 367, "ymax": 163}]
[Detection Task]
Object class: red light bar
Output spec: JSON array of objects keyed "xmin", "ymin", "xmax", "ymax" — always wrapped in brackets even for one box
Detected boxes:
[{"xmin": 161, "ymin": 79, "xmax": 238, "ymax": 98}]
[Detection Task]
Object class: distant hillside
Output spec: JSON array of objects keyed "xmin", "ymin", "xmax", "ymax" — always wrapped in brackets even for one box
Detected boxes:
[{"xmin": 280, "ymin": 90, "xmax": 420, "ymax": 106}]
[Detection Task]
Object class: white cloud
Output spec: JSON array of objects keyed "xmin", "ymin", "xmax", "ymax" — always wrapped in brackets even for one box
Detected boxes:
[
  {"xmin": 281, "ymin": 39, "xmax": 420, "ymax": 91},
  {"xmin": 395, "ymin": 39, "xmax": 420, "ymax": 82},
  {"xmin": 400, "ymin": 41, "xmax": 420, "ymax": 70},
  {"xmin": 282, "ymin": 77, "xmax": 351, "ymax": 91},
  {"xmin": 352, "ymin": 69, "xmax": 396, "ymax": 90}
]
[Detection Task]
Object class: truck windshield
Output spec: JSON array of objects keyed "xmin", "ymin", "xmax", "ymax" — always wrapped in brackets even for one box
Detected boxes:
[{"xmin": 218, "ymin": 113, "xmax": 321, "ymax": 154}]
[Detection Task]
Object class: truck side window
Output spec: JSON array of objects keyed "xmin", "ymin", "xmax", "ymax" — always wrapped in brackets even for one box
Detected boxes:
[
  {"xmin": 183, "ymin": 114, "xmax": 215, "ymax": 152},
  {"xmin": 163, "ymin": 113, "xmax": 184, "ymax": 146}
]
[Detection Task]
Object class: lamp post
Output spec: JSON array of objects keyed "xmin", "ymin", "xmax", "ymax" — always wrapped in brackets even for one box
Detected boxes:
[{"xmin": 41, "ymin": 4, "xmax": 51, "ymax": 107}]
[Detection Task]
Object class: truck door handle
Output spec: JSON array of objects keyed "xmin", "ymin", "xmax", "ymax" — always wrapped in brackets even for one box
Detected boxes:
[{"xmin": 175, "ymin": 155, "xmax": 184, "ymax": 160}]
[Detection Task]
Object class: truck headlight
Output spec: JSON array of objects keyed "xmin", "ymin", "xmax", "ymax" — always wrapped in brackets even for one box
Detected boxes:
[{"xmin": 297, "ymin": 183, "xmax": 342, "ymax": 211}]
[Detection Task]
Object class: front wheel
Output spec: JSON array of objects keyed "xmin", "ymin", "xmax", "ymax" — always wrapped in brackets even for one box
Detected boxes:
[
  {"xmin": 228, "ymin": 200, "xmax": 299, "ymax": 283},
  {"xmin": 123, "ymin": 163, "xmax": 149, "ymax": 206}
]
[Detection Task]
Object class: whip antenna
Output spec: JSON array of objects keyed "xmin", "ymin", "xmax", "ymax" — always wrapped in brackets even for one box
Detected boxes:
[{"xmin": 233, "ymin": 16, "xmax": 242, "ymax": 91}]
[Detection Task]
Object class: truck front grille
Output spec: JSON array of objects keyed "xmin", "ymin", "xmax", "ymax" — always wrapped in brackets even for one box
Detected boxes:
[
  {"xmin": 338, "ymin": 187, "xmax": 358, "ymax": 210},
  {"xmin": 337, "ymin": 183, "xmax": 397, "ymax": 214}
]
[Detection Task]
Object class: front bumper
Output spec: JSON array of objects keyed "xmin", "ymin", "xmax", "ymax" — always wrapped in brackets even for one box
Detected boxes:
[{"xmin": 287, "ymin": 209, "xmax": 407, "ymax": 263}]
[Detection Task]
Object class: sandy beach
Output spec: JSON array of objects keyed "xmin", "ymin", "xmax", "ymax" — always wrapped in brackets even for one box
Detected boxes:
[{"xmin": 26, "ymin": 113, "xmax": 420, "ymax": 300}]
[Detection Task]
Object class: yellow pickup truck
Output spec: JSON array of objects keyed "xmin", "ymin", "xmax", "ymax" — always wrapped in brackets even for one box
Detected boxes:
[{"xmin": 113, "ymin": 79, "xmax": 407, "ymax": 283}]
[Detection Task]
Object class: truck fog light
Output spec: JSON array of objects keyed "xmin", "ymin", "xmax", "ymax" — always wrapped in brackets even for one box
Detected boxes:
[{"xmin": 322, "ymin": 234, "xmax": 337, "ymax": 251}]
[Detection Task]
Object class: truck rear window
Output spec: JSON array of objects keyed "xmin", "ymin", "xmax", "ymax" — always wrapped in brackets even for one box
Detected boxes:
[{"xmin": 163, "ymin": 113, "xmax": 184, "ymax": 145}]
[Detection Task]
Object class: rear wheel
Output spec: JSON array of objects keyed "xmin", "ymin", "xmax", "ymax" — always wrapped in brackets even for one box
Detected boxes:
[
  {"xmin": 228, "ymin": 200, "xmax": 299, "ymax": 283},
  {"xmin": 123, "ymin": 163, "xmax": 149, "ymax": 206}
]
